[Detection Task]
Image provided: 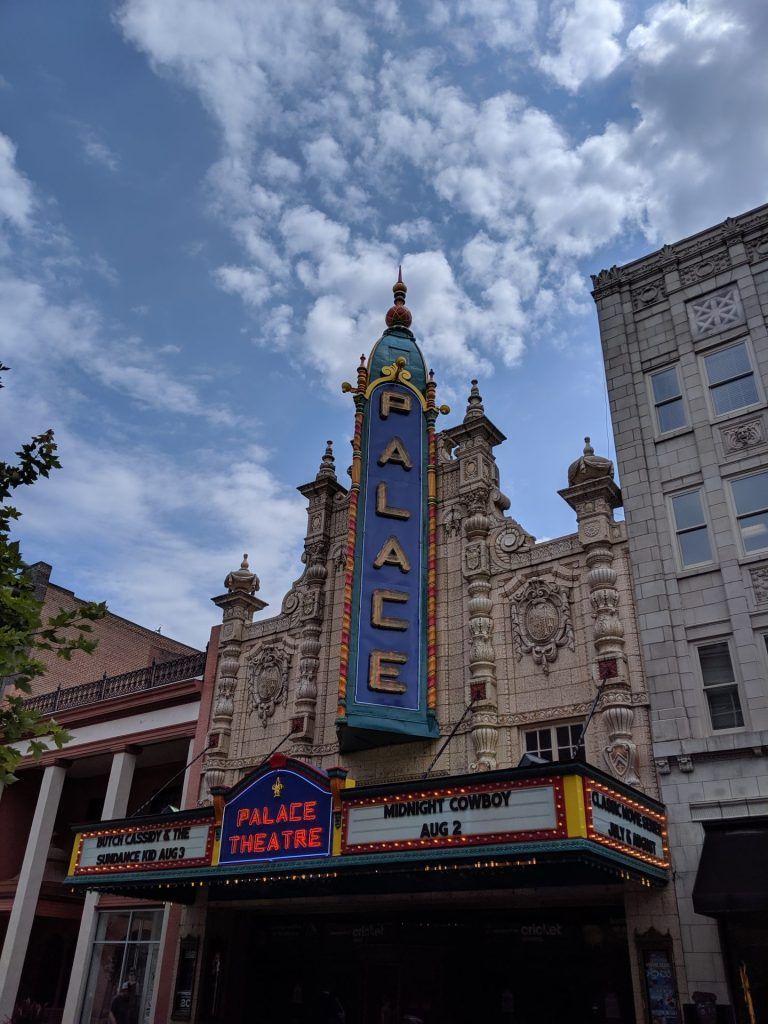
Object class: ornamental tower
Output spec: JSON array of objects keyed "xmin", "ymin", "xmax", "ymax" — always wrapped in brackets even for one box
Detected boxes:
[{"xmin": 337, "ymin": 269, "xmax": 448, "ymax": 749}]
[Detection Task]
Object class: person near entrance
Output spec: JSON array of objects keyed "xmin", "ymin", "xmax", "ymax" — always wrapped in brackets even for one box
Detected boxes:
[{"xmin": 109, "ymin": 976, "xmax": 138, "ymax": 1024}]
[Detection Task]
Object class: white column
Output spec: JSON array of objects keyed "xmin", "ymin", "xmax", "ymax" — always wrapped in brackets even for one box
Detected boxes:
[
  {"xmin": 0, "ymin": 762, "xmax": 68, "ymax": 1021},
  {"xmin": 61, "ymin": 750, "xmax": 138, "ymax": 1024}
]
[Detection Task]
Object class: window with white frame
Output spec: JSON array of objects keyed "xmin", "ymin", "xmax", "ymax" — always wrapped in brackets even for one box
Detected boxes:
[
  {"xmin": 731, "ymin": 471, "xmax": 768, "ymax": 554},
  {"xmin": 687, "ymin": 285, "xmax": 745, "ymax": 339},
  {"xmin": 650, "ymin": 365, "xmax": 687, "ymax": 433},
  {"xmin": 523, "ymin": 722, "xmax": 583, "ymax": 762},
  {"xmin": 703, "ymin": 341, "xmax": 759, "ymax": 416},
  {"xmin": 671, "ymin": 490, "xmax": 713, "ymax": 567},
  {"xmin": 697, "ymin": 641, "xmax": 744, "ymax": 730}
]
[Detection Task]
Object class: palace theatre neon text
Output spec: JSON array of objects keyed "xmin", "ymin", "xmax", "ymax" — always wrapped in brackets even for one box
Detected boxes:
[
  {"xmin": 218, "ymin": 769, "xmax": 333, "ymax": 865},
  {"xmin": 355, "ymin": 383, "xmax": 425, "ymax": 710},
  {"xmin": 227, "ymin": 800, "xmax": 323, "ymax": 855}
]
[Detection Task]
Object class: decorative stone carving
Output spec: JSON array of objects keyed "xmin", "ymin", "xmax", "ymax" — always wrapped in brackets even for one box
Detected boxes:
[
  {"xmin": 509, "ymin": 577, "xmax": 575, "ymax": 674},
  {"xmin": 631, "ymin": 276, "xmax": 666, "ymax": 311},
  {"xmin": 224, "ymin": 554, "xmax": 260, "ymax": 595},
  {"xmin": 747, "ymin": 234, "xmax": 768, "ymax": 263},
  {"xmin": 679, "ymin": 247, "xmax": 730, "ymax": 286},
  {"xmin": 439, "ymin": 465, "xmax": 459, "ymax": 499},
  {"xmin": 332, "ymin": 544, "xmax": 346, "ymax": 573},
  {"xmin": 601, "ymin": 689, "xmax": 639, "ymax": 785},
  {"xmin": 442, "ymin": 506, "xmax": 463, "ymax": 538},
  {"xmin": 655, "ymin": 758, "xmax": 671, "ymax": 775},
  {"xmin": 677, "ymin": 755, "xmax": 694, "ymax": 773},
  {"xmin": 568, "ymin": 438, "xmax": 614, "ymax": 487},
  {"xmin": 465, "ymin": 543, "xmax": 482, "ymax": 573},
  {"xmin": 750, "ymin": 565, "xmax": 768, "ymax": 605},
  {"xmin": 490, "ymin": 519, "xmax": 534, "ymax": 568},
  {"xmin": 246, "ymin": 645, "xmax": 291, "ymax": 725},
  {"xmin": 721, "ymin": 417, "xmax": 765, "ymax": 454},
  {"xmin": 687, "ymin": 285, "xmax": 744, "ymax": 339}
]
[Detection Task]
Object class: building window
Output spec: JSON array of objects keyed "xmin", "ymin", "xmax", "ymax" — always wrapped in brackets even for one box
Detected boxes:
[
  {"xmin": 704, "ymin": 341, "xmax": 759, "ymax": 416},
  {"xmin": 671, "ymin": 490, "xmax": 713, "ymax": 567},
  {"xmin": 80, "ymin": 909, "xmax": 163, "ymax": 1024},
  {"xmin": 524, "ymin": 722, "xmax": 583, "ymax": 762},
  {"xmin": 697, "ymin": 642, "xmax": 744, "ymax": 730},
  {"xmin": 731, "ymin": 471, "xmax": 768, "ymax": 554},
  {"xmin": 687, "ymin": 285, "xmax": 745, "ymax": 339},
  {"xmin": 650, "ymin": 366, "xmax": 687, "ymax": 433}
]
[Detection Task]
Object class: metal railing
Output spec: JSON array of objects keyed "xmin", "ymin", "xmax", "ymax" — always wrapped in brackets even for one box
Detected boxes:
[{"xmin": 23, "ymin": 651, "xmax": 207, "ymax": 716}]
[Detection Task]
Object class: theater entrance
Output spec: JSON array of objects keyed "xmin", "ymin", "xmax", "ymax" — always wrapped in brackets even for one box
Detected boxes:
[{"xmin": 199, "ymin": 905, "xmax": 635, "ymax": 1024}]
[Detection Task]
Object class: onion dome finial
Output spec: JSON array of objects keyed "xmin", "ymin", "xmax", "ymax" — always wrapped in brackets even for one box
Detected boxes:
[
  {"xmin": 567, "ymin": 436, "xmax": 615, "ymax": 486},
  {"xmin": 385, "ymin": 265, "xmax": 413, "ymax": 329},
  {"xmin": 224, "ymin": 553, "xmax": 260, "ymax": 594}
]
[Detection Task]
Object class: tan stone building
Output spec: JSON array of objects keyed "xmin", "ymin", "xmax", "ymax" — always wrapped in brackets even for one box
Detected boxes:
[
  {"xmin": 593, "ymin": 202, "xmax": 768, "ymax": 1023},
  {"xmin": 67, "ymin": 279, "xmax": 684, "ymax": 1024}
]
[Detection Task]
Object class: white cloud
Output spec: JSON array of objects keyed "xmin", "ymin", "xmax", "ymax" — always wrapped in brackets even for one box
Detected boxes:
[
  {"xmin": 0, "ymin": 133, "xmax": 34, "ymax": 231},
  {"xmin": 539, "ymin": 0, "xmax": 624, "ymax": 90},
  {"xmin": 2, "ymin": 387, "xmax": 306, "ymax": 645},
  {"xmin": 215, "ymin": 264, "xmax": 273, "ymax": 309},
  {"xmin": 261, "ymin": 151, "xmax": 301, "ymax": 184},
  {"xmin": 0, "ymin": 273, "xmax": 240, "ymax": 426},
  {"xmin": 117, "ymin": 0, "xmax": 371, "ymax": 157},
  {"xmin": 76, "ymin": 123, "xmax": 120, "ymax": 172},
  {"xmin": 304, "ymin": 135, "xmax": 348, "ymax": 181},
  {"xmin": 624, "ymin": 0, "xmax": 768, "ymax": 239},
  {"xmin": 118, "ymin": 0, "xmax": 768, "ymax": 393}
]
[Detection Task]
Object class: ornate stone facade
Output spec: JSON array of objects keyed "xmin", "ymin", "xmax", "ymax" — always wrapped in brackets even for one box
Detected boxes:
[{"xmin": 202, "ymin": 343, "xmax": 654, "ymax": 802}]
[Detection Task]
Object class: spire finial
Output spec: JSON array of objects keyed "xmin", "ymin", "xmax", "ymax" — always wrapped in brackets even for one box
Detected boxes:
[
  {"xmin": 385, "ymin": 264, "xmax": 412, "ymax": 329},
  {"xmin": 464, "ymin": 378, "xmax": 485, "ymax": 422},
  {"xmin": 583, "ymin": 436, "xmax": 594, "ymax": 456},
  {"xmin": 317, "ymin": 439, "xmax": 337, "ymax": 481},
  {"xmin": 224, "ymin": 553, "xmax": 260, "ymax": 594}
]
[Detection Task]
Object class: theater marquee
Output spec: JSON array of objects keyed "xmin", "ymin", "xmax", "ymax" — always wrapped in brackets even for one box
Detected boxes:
[
  {"xmin": 343, "ymin": 777, "xmax": 568, "ymax": 853},
  {"xmin": 69, "ymin": 816, "xmax": 214, "ymax": 876}
]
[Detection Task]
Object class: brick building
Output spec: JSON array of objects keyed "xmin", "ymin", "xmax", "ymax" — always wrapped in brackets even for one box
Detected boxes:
[
  {"xmin": 0, "ymin": 566, "xmax": 218, "ymax": 1024},
  {"xmin": 67, "ymin": 278, "xmax": 684, "ymax": 1024},
  {"xmin": 593, "ymin": 202, "xmax": 768, "ymax": 1022}
]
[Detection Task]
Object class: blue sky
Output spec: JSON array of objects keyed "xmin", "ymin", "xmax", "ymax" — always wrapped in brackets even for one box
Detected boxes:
[{"xmin": 1, "ymin": 0, "xmax": 766, "ymax": 647}]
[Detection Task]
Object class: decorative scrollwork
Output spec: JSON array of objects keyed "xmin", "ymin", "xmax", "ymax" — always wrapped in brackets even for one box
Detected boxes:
[
  {"xmin": 509, "ymin": 577, "xmax": 575, "ymax": 674},
  {"xmin": 246, "ymin": 645, "xmax": 291, "ymax": 726}
]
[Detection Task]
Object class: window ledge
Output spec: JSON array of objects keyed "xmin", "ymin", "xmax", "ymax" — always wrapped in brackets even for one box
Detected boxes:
[
  {"xmin": 675, "ymin": 563, "xmax": 720, "ymax": 579},
  {"xmin": 738, "ymin": 551, "xmax": 768, "ymax": 568},
  {"xmin": 654, "ymin": 426, "xmax": 694, "ymax": 445},
  {"xmin": 710, "ymin": 401, "xmax": 766, "ymax": 427}
]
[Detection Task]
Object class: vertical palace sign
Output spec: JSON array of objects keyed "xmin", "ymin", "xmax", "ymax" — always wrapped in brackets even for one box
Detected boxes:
[{"xmin": 337, "ymin": 279, "xmax": 446, "ymax": 749}]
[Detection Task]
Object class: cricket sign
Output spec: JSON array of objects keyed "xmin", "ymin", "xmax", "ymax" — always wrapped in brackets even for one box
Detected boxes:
[{"xmin": 338, "ymin": 323, "xmax": 441, "ymax": 750}]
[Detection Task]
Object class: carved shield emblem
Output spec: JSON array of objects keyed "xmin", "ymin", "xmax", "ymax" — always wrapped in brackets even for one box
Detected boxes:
[
  {"xmin": 246, "ymin": 645, "xmax": 291, "ymax": 726},
  {"xmin": 509, "ymin": 577, "xmax": 575, "ymax": 674},
  {"xmin": 524, "ymin": 599, "xmax": 558, "ymax": 643}
]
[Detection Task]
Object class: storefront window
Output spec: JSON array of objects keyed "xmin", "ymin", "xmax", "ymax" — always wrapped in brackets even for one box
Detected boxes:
[{"xmin": 80, "ymin": 910, "xmax": 163, "ymax": 1024}]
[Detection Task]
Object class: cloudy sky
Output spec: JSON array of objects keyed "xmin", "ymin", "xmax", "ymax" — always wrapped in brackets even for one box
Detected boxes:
[{"xmin": 1, "ymin": 0, "xmax": 766, "ymax": 648}]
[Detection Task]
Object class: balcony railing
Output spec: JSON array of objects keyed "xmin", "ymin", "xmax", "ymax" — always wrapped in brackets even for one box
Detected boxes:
[{"xmin": 23, "ymin": 651, "xmax": 207, "ymax": 716}]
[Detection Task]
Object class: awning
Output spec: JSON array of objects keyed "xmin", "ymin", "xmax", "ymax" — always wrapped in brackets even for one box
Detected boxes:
[
  {"xmin": 65, "ymin": 758, "xmax": 670, "ymax": 903},
  {"xmin": 692, "ymin": 819, "xmax": 768, "ymax": 915}
]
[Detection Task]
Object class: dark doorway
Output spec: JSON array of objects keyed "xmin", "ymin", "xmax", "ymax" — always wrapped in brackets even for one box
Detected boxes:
[{"xmin": 201, "ymin": 906, "xmax": 634, "ymax": 1024}]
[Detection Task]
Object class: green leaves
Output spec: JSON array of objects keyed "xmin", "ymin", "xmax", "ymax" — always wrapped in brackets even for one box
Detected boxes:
[{"xmin": 0, "ymin": 365, "xmax": 105, "ymax": 786}]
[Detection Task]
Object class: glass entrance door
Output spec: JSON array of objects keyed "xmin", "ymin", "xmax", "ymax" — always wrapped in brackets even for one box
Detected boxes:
[{"xmin": 80, "ymin": 909, "xmax": 163, "ymax": 1024}]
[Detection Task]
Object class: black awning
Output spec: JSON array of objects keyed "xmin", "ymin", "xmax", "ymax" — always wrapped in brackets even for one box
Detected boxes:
[{"xmin": 692, "ymin": 819, "xmax": 768, "ymax": 915}]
